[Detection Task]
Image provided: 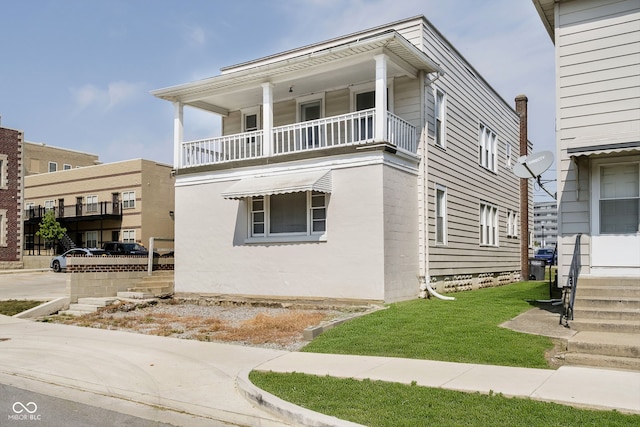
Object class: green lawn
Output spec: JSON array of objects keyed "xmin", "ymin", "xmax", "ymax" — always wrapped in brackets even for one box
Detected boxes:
[
  {"xmin": 250, "ymin": 372, "xmax": 640, "ymax": 427},
  {"xmin": 251, "ymin": 282, "xmax": 640, "ymax": 425},
  {"xmin": 0, "ymin": 300, "xmax": 42, "ymax": 316},
  {"xmin": 303, "ymin": 281, "xmax": 554, "ymax": 368}
]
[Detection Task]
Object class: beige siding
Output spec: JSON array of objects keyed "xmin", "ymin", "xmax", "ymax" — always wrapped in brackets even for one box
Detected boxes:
[
  {"xmin": 25, "ymin": 142, "xmax": 99, "ymax": 175},
  {"xmin": 556, "ymin": 0, "xmax": 640, "ymax": 281}
]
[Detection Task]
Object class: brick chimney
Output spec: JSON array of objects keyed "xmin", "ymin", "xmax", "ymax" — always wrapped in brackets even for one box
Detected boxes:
[{"xmin": 515, "ymin": 95, "xmax": 529, "ymax": 280}]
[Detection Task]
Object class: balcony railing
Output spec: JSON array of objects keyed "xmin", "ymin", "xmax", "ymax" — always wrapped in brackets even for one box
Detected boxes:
[
  {"xmin": 180, "ymin": 109, "xmax": 417, "ymax": 168},
  {"xmin": 24, "ymin": 202, "xmax": 122, "ymax": 221}
]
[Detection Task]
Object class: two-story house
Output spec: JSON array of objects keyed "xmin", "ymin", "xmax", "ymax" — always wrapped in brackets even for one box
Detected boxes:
[
  {"xmin": 534, "ymin": 0, "xmax": 639, "ymax": 280},
  {"xmin": 153, "ymin": 15, "xmax": 530, "ymax": 303}
]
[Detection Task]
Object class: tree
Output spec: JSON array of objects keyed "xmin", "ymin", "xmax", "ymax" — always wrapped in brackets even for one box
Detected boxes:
[{"xmin": 36, "ymin": 210, "xmax": 67, "ymax": 244}]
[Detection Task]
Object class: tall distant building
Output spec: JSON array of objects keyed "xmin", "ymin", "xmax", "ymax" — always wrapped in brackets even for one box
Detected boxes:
[{"xmin": 533, "ymin": 201, "xmax": 557, "ymax": 248}]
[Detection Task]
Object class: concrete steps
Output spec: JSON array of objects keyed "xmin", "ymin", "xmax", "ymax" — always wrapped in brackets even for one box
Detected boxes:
[
  {"xmin": 127, "ymin": 271, "xmax": 174, "ymax": 297},
  {"xmin": 565, "ymin": 276, "xmax": 640, "ymax": 370},
  {"xmin": 59, "ymin": 297, "xmax": 118, "ymax": 316}
]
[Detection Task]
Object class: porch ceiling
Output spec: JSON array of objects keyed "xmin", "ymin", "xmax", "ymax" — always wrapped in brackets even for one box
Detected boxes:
[{"xmin": 152, "ymin": 31, "xmax": 443, "ymax": 115}]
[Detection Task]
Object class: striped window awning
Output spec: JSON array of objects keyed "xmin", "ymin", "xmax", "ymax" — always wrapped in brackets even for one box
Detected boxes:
[{"xmin": 221, "ymin": 170, "xmax": 331, "ymax": 199}]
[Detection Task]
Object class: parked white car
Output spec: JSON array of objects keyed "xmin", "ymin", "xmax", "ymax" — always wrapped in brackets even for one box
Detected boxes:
[{"xmin": 50, "ymin": 248, "xmax": 108, "ymax": 272}]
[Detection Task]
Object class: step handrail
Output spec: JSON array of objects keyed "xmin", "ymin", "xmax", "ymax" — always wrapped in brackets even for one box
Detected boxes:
[{"xmin": 561, "ymin": 233, "xmax": 582, "ymax": 327}]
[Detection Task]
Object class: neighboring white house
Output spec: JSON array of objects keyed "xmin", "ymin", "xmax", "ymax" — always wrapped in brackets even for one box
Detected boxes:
[
  {"xmin": 533, "ymin": 0, "xmax": 640, "ymax": 282},
  {"xmin": 153, "ymin": 16, "xmax": 530, "ymax": 303}
]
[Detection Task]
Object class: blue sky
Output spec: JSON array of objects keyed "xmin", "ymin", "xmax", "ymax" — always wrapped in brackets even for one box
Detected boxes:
[{"xmin": 0, "ymin": 0, "xmax": 556, "ymax": 200}]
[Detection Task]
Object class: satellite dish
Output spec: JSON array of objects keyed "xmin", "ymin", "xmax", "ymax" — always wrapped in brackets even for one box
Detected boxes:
[{"xmin": 512, "ymin": 150, "xmax": 554, "ymax": 179}]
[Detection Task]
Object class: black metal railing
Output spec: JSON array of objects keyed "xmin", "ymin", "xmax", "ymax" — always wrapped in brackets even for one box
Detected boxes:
[
  {"xmin": 560, "ymin": 233, "xmax": 582, "ymax": 327},
  {"xmin": 24, "ymin": 202, "xmax": 122, "ymax": 221}
]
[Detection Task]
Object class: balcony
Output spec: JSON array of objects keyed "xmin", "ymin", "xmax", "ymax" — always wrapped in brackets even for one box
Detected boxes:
[
  {"xmin": 24, "ymin": 202, "xmax": 122, "ymax": 223},
  {"xmin": 180, "ymin": 109, "xmax": 417, "ymax": 169}
]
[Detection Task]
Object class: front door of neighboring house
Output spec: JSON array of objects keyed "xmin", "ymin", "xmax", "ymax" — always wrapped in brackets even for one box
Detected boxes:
[
  {"xmin": 301, "ymin": 101, "xmax": 321, "ymax": 148},
  {"xmin": 590, "ymin": 158, "xmax": 640, "ymax": 275}
]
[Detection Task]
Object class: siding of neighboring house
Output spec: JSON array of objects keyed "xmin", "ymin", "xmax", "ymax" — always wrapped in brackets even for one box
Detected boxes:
[
  {"xmin": 0, "ymin": 127, "xmax": 23, "ymax": 268},
  {"xmin": 555, "ymin": 0, "xmax": 640, "ymax": 279}
]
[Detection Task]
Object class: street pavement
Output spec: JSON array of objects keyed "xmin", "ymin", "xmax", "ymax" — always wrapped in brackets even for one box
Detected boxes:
[{"xmin": 0, "ymin": 270, "xmax": 66, "ymax": 301}]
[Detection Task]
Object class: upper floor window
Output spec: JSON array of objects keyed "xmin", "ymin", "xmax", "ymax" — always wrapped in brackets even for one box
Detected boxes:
[
  {"xmin": 249, "ymin": 191, "xmax": 327, "ymax": 241},
  {"xmin": 48, "ymin": 162, "xmax": 58, "ymax": 173},
  {"xmin": 480, "ymin": 202, "xmax": 498, "ymax": 246},
  {"xmin": 86, "ymin": 195, "xmax": 98, "ymax": 213},
  {"xmin": 44, "ymin": 200, "xmax": 55, "ymax": 212},
  {"xmin": 505, "ymin": 142, "xmax": 513, "ymax": 168},
  {"xmin": 63, "ymin": 164, "xmax": 72, "ymax": 170},
  {"xmin": 479, "ymin": 123, "xmax": 497, "ymax": 173},
  {"xmin": 434, "ymin": 89, "xmax": 446, "ymax": 149},
  {"xmin": 0, "ymin": 154, "xmax": 7, "ymax": 190},
  {"xmin": 122, "ymin": 191, "xmax": 135, "ymax": 209}
]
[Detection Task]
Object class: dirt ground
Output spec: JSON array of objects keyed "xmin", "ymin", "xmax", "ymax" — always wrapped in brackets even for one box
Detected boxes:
[{"xmin": 44, "ymin": 298, "xmax": 372, "ymax": 351}]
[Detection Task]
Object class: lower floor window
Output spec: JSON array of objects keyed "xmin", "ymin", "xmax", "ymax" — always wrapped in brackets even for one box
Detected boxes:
[
  {"xmin": 122, "ymin": 230, "xmax": 136, "ymax": 243},
  {"xmin": 480, "ymin": 202, "xmax": 498, "ymax": 246},
  {"xmin": 85, "ymin": 231, "xmax": 98, "ymax": 248},
  {"xmin": 250, "ymin": 191, "xmax": 327, "ymax": 238},
  {"xmin": 600, "ymin": 163, "xmax": 639, "ymax": 234}
]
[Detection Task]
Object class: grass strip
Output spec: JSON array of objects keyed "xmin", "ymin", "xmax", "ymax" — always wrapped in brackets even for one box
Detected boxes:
[
  {"xmin": 0, "ymin": 300, "xmax": 42, "ymax": 316},
  {"xmin": 250, "ymin": 371, "xmax": 640, "ymax": 427},
  {"xmin": 303, "ymin": 281, "xmax": 555, "ymax": 368}
]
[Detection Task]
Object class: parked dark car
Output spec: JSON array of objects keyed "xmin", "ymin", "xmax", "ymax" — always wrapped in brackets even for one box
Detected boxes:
[
  {"xmin": 102, "ymin": 242, "xmax": 152, "ymax": 256},
  {"xmin": 50, "ymin": 248, "xmax": 108, "ymax": 272},
  {"xmin": 534, "ymin": 248, "xmax": 557, "ymax": 265}
]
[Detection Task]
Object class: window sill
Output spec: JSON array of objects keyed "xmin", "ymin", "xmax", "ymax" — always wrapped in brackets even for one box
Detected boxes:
[{"xmin": 244, "ymin": 234, "xmax": 327, "ymax": 244}]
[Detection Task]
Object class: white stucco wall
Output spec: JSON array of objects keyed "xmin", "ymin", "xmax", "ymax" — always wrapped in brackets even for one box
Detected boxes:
[{"xmin": 174, "ymin": 158, "xmax": 415, "ymax": 302}]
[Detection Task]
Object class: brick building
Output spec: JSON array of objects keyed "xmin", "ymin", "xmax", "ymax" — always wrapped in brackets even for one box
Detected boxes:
[{"xmin": 0, "ymin": 125, "xmax": 24, "ymax": 269}]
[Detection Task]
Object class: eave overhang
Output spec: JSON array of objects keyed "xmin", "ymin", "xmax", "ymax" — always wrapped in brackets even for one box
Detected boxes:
[{"xmin": 151, "ymin": 30, "xmax": 443, "ymax": 115}]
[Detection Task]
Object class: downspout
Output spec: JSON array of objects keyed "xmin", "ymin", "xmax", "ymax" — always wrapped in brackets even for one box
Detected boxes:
[{"xmin": 418, "ymin": 70, "xmax": 454, "ymax": 301}]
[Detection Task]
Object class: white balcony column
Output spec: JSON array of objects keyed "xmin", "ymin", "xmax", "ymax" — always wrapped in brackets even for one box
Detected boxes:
[
  {"xmin": 262, "ymin": 82, "xmax": 274, "ymax": 156},
  {"xmin": 173, "ymin": 101, "xmax": 184, "ymax": 168},
  {"xmin": 374, "ymin": 53, "xmax": 388, "ymax": 143}
]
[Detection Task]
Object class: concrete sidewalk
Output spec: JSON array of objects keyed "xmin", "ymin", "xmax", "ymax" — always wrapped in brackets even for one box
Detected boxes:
[{"xmin": 1, "ymin": 315, "xmax": 639, "ymax": 427}]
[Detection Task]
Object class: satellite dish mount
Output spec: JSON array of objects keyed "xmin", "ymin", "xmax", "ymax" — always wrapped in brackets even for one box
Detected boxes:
[{"xmin": 512, "ymin": 151, "xmax": 556, "ymax": 200}]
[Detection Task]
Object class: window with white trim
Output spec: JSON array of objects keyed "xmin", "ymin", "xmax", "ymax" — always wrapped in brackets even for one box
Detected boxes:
[
  {"xmin": 122, "ymin": 230, "xmax": 136, "ymax": 243},
  {"xmin": 479, "ymin": 123, "xmax": 497, "ymax": 172},
  {"xmin": 0, "ymin": 209, "xmax": 6, "ymax": 247},
  {"xmin": 86, "ymin": 195, "xmax": 98, "ymax": 213},
  {"xmin": 434, "ymin": 88, "xmax": 446, "ymax": 148},
  {"xmin": 63, "ymin": 164, "xmax": 72, "ymax": 170},
  {"xmin": 0, "ymin": 154, "xmax": 7, "ymax": 190},
  {"xmin": 507, "ymin": 209, "xmax": 518, "ymax": 237},
  {"xmin": 122, "ymin": 191, "xmax": 135, "ymax": 209},
  {"xmin": 505, "ymin": 142, "xmax": 512, "ymax": 168},
  {"xmin": 435, "ymin": 185, "xmax": 447, "ymax": 244},
  {"xmin": 48, "ymin": 162, "xmax": 57, "ymax": 173},
  {"xmin": 44, "ymin": 200, "xmax": 55, "ymax": 212},
  {"xmin": 249, "ymin": 191, "xmax": 327, "ymax": 239},
  {"xmin": 480, "ymin": 202, "xmax": 498, "ymax": 246},
  {"xmin": 599, "ymin": 163, "xmax": 639, "ymax": 234},
  {"xmin": 85, "ymin": 231, "xmax": 98, "ymax": 248}
]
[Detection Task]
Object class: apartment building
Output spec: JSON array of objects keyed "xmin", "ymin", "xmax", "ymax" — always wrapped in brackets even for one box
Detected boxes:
[{"xmin": 533, "ymin": 201, "xmax": 558, "ymax": 248}]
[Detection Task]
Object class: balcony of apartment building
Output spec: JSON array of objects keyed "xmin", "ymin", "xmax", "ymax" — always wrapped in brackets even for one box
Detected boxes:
[
  {"xmin": 24, "ymin": 201, "xmax": 122, "ymax": 225},
  {"xmin": 152, "ymin": 30, "xmax": 443, "ymax": 171}
]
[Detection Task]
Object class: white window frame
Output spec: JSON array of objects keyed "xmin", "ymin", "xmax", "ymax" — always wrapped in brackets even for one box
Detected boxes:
[
  {"xmin": 85, "ymin": 195, "xmax": 98, "ymax": 213},
  {"xmin": 241, "ymin": 107, "xmax": 260, "ymax": 132},
  {"xmin": 479, "ymin": 123, "xmax": 497, "ymax": 173},
  {"xmin": 505, "ymin": 142, "xmax": 513, "ymax": 168},
  {"xmin": 0, "ymin": 209, "xmax": 6, "ymax": 247},
  {"xmin": 0, "ymin": 154, "xmax": 7, "ymax": 190},
  {"xmin": 434, "ymin": 88, "xmax": 446, "ymax": 149},
  {"xmin": 44, "ymin": 199, "xmax": 55, "ymax": 212},
  {"xmin": 246, "ymin": 191, "xmax": 328, "ymax": 243},
  {"xmin": 63, "ymin": 164, "xmax": 72, "ymax": 170},
  {"xmin": 592, "ymin": 158, "xmax": 640, "ymax": 235},
  {"xmin": 85, "ymin": 231, "xmax": 98, "ymax": 248},
  {"xmin": 480, "ymin": 202, "xmax": 499, "ymax": 246},
  {"xmin": 122, "ymin": 191, "xmax": 136, "ymax": 209},
  {"xmin": 122, "ymin": 230, "xmax": 136, "ymax": 243},
  {"xmin": 349, "ymin": 81, "xmax": 394, "ymax": 113},
  {"xmin": 435, "ymin": 185, "xmax": 447, "ymax": 245},
  {"xmin": 48, "ymin": 162, "xmax": 58, "ymax": 173},
  {"xmin": 507, "ymin": 209, "xmax": 518, "ymax": 238}
]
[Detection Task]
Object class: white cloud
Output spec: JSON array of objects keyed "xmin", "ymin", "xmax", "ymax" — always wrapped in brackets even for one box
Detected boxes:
[{"xmin": 70, "ymin": 81, "xmax": 146, "ymax": 113}]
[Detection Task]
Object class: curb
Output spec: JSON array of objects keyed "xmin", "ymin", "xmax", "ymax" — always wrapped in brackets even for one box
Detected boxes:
[{"xmin": 236, "ymin": 368, "xmax": 365, "ymax": 427}]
